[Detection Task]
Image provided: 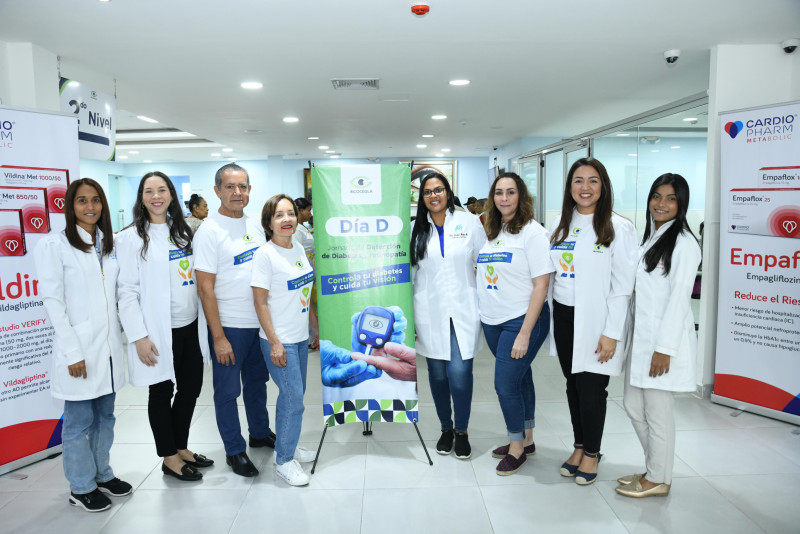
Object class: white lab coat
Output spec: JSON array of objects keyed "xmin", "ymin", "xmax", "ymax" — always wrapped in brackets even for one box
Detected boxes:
[
  {"xmin": 628, "ymin": 221, "xmax": 701, "ymax": 391},
  {"xmin": 33, "ymin": 227, "xmax": 126, "ymax": 401},
  {"xmin": 548, "ymin": 212, "xmax": 638, "ymax": 376},
  {"xmin": 115, "ymin": 225, "xmax": 204, "ymax": 387},
  {"xmin": 413, "ymin": 210, "xmax": 486, "ymax": 360}
]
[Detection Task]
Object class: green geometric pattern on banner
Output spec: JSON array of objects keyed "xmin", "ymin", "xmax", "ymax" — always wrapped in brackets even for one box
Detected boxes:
[{"xmin": 323, "ymin": 399, "xmax": 419, "ymax": 427}]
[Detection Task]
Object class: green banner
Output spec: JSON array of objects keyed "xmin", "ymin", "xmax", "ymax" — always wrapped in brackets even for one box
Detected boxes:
[{"xmin": 313, "ymin": 164, "xmax": 418, "ymax": 426}]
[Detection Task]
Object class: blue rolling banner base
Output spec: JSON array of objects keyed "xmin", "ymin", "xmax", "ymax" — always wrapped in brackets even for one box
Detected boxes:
[{"xmin": 310, "ymin": 420, "xmax": 433, "ymax": 475}]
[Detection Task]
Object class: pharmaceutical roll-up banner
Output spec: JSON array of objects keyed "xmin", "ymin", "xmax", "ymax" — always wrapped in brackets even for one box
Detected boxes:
[
  {"xmin": 58, "ymin": 78, "xmax": 116, "ymax": 161},
  {"xmin": 0, "ymin": 106, "xmax": 78, "ymax": 474},
  {"xmin": 313, "ymin": 164, "xmax": 418, "ymax": 426},
  {"xmin": 713, "ymin": 100, "xmax": 800, "ymax": 424}
]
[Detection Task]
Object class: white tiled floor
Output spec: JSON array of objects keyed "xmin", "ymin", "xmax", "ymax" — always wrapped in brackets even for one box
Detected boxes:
[{"xmin": 2, "ymin": 345, "xmax": 799, "ymax": 534}]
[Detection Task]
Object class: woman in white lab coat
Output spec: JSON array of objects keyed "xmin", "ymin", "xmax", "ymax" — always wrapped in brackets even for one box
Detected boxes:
[
  {"xmin": 34, "ymin": 178, "xmax": 130, "ymax": 512},
  {"xmin": 411, "ymin": 172, "xmax": 485, "ymax": 459},
  {"xmin": 616, "ymin": 173, "xmax": 701, "ymax": 498},
  {"xmin": 116, "ymin": 171, "xmax": 211, "ymax": 483},
  {"xmin": 548, "ymin": 157, "xmax": 638, "ymax": 485}
]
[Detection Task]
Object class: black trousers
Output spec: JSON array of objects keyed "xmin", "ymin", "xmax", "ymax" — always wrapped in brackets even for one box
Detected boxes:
[
  {"xmin": 148, "ymin": 320, "xmax": 204, "ymax": 458},
  {"xmin": 552, "ymin": 300, "xmax": 610, "ymax": 454}
]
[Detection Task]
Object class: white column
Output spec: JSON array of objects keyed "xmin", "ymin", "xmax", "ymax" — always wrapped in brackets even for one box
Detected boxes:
[{"xmin": 697, "ymin": 43, "xmax": 800, "ymax": 394}]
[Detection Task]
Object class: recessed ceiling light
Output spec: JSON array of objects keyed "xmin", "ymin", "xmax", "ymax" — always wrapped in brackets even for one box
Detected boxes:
[
  {"xmin": 67, "ymin": 81, "xmax": 80, "ymax": 87},
  {"xmin": 241, "ymin": 82, "xmax": 263, "ymax": 90},
  {"xmin": 227, "ymin": 157, "xmax": 237, "ymax": 161},
  {"xmin": 143, "ymin": 160, "xmax": 152, "ymax": 163},
  {"xmin": 449, "ymin": 79, "xmax": 470, "ymax": 86},
  {"xmin": 137, "ymin": 116, "xmax": 158, "ymax": 124},
  {"xmin": 330, "ymin": 155, "xmax": 340, "ymax": 159},
  {"xmin": 441, "ymin": 148, "xmax": 451, "ymax": 152},
  {"xmin": 416, "ymin": 144, "xmax": 427, "ymax": 148},
  {"xmin": 628, "ymin": 153, "xmax": 637, "ymax": 157},
  {"xmin": 98, "ymin": 0, "xmax": 111, "ymax": 3},
  {"xmin": 222, "ymin": 148, "xmax": 233, "ymax": 152},
  {"xmin": 283, "ymin": 117, "xmax": 299, "ymax": 123},
  {"xmin": 326, "ymin": 150, "xmax": 335, "ymax": 153},
  {"xmin": 435, "ymin": 153, "xmax": 444, "ymax": 157},
  {"xmin": 318, "ymin": 145, "xmax": 329, "ymax": 150},
  {"xmin": 432, "ymin": 115, "xmax": 447, "ymax": 120},
  {"xmin": 682, "ymin": 118, "xmax": 698, "ymax": 122},
  {"xmin": 117, "ymin": 155, "xmax": 128, "ymax": 159},
  {"xmin": 308, "ymin": 136, "xmax": 319, "ymax": 140},
  {"xmin": 211, "ymin": 153, "xmax": 221, "ymax": 157},
  {"xmin": 671, "ymin": 146, "xmax": 680, "ymax": 149},
  {"xmin": 128, "ymin": 151, "xmax": 139, "ymax": 154},
  {"xmin": 243, "ymin": 129, "xmax": 263, "ymax": 134},
  {"xmin": 616, "ymin": 133, "xmax": 631, "ymax": 137},
  {"xmin": 422, "ymin": 134, "xmax": 434, "ymax": 138},
  {"xmin": 651, "ymin": 149, "xmax": 660, "ymax": 153}
]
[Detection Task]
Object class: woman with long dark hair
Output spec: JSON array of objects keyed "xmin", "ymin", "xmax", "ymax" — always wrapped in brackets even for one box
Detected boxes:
[
  {"xmin": 616, "ymin": 173, "xmax": 701, "ymax": 498},
  {"xmin": 116, "ymin": 171, "xmax": 211, "ymax": 482},
  {"xmin": 548, "ymin": 158, "xmax": 638, "ymax": 485},
  {"xmin": 411, "ymin": 172, "xmax": 485, "ymax": 459},
  {"xmin": 34, "ymin": 178, "xmax": 131, "ymax": 512},
  {"xmin": 477, "ymin": 172, "xmax": 553, "ymax": 475}
]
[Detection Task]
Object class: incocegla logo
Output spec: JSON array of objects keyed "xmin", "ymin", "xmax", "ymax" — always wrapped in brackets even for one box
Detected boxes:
[
  {"xmin": 295, "ymin": 260, "xmax": 304, "ymax": 268},
  {"xmin": 593, "ymin": 244, "xmax": 605, "ymax": 252},
  {"xmin": 350, "ymin": 176, "xmax": 372, "ymax": 189},
  {"xmin": 243, "ymin": 234, "xmax": 253, "ymax": 242},
  {"xmin": 90, "ymin": 90, "xmax": 98, "ymax": 99},
  {"xmin": 492, "ymin": 239, "xmax": 503, "ymax": 248}
]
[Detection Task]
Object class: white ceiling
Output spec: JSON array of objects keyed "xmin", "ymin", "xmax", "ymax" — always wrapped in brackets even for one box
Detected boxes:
[{"xmin": 1, "ymin": 0, "xmax": 798, "ymax": 164}]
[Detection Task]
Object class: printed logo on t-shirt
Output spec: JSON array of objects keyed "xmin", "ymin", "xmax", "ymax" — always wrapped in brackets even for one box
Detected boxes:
[
  {"xmin": 169, "ymin": 249, "xmax": 195, "ymax": 285},
  {"xmin": 233, "ymin": 247, "xmax": 259, "ymax": 265},
  {"xmin": 483, "ymin": 265, "xmax": 499, "ymax": 290},
  {"xmin": 168, "ymin": 236, "xmax": 174, "ymax": 244},
  {"xmin": 295, "ymin": 260, "xmax": 304, "ymax": 268},
  {"xmin": 287, "ymin": 271, "xmax": 315, "ymax": 313},
  {"xmin": 243, "ymin": 234, "xmax": 254, "ymax": 243},
  {"xmin": 492, "ymin": 239, "xmax": 503, "ymax": 248},
  {"xmin": 455, "ymin": 224, "xmax": 463, "ymax": 232},
  {"xmin": 301, "ymin": 286, "xmax": 311, "ymax": 313},
  {"xmin": 572, "ymin": 228, "xmax": 582, "ymax": 236},
  {"xmin": 593, "ymin": 244, "xmax": 606, "ymax": 253},
  {"xmin": 559, "ymin": 252, "xmax": 575, "ymax": 279}
]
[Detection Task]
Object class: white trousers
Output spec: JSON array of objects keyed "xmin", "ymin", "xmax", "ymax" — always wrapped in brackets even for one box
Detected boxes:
[{"xmin": 623, "ymin": 369, "xmax": 676, "ymax": 485}]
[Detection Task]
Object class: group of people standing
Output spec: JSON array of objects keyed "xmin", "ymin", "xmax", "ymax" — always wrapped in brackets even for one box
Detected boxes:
[
  {"xmin": 35, "ymin": 163, "xmax": 320, "ymax": 513},
  {"xmin": 35, "ymin": 156, "xmax": 699, "ymax": 512},
  {"xmin": 411, "ymin": 158, "xmax": 701, "ymax": 499}
]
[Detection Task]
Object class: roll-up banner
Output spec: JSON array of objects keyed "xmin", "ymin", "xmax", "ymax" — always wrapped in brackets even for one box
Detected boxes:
[
  {"xmin": 58, "ymin": 78, "xmax": 116, "ymax": 162},
  {"xmin": 312, "ymin": 164, "xmax": 418, "ymax": 426},
  {"xmin": 0, "ymin": 106, "xmax": 79, "ymax": 474},
  {"xmin": 713, "ymin": 100, "xmax": 800, "ymax": 424}
]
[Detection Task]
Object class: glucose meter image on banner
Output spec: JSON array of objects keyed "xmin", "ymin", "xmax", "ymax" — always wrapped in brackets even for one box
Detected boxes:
[{"xmin": 356, "ymin": 306, "xmax": 395, "ymax": 355}]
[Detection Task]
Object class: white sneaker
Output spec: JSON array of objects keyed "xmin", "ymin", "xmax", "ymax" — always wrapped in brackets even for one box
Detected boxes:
[
  {"xmin": 275, "ymin": 459, "xmax": 310, "ymax": 486},
  {"xmin": 272, "ymin": 448, "xmax": 316, "ymax": 464},
  {"xmin": 294, "ymin": 447, "xmax": 316, "ymax": 463}
]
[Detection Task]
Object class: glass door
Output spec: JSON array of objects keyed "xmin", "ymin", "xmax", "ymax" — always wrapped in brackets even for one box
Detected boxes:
[
  {"xmin": 543, "ymin": 150, "xmax": 564, "ymax": 229},
  {"xmin": 519, "ymin": 155, "xmax": 542, "ymax": 223}
]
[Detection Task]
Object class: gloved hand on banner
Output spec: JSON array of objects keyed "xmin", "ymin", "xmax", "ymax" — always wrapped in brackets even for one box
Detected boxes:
[
  {"xmin": 350, "ymin": 305, "xmax": 407, "ymax": 353},
  {"xmin": 352, "ymin": 342, "xmax": 417, "ymax": 382},
  {"xmin": 319, "ymin": 340, "xmax": 382, "ymax": 388}
]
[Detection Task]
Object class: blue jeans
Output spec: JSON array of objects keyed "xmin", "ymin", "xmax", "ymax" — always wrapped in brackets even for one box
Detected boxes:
[
  {"xmin": 482, "ymin": 303, "xmax": 550, "ymax": 441},
  {"xmin": 426, "ymin": 321, "xmax": 473, "ymax": 433},
  {"xmin": 260, "ymin": 338, "xmax": 308, "ymax": 465},
  {"xmin": 209, "ymin": 327, "xmax": 271, "ymax": 455},
  {"xmin": 62, "ymin": 393, "xmax": 116, "ymax": 494}
]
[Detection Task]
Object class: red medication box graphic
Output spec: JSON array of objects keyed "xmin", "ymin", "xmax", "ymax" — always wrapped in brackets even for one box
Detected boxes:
[
  {"xmin": 0, "ymin": 210, "xmax": 26, "ymax": 256},
  {"xmin": 0, "ymin": 166, "xmax": 70, "ymax": 214},
  {"xmin": 0, "ymin": 186, "xmax": 50, "ymax": 233}
]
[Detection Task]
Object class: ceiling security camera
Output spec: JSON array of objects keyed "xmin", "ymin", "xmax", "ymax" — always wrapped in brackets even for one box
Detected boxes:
[
  {"xmin": 664, "ymin": 49, "xmax": 681, "ymax": 64},
  {"xmin": 781, "ymin": 39, "xmax": 799, "ymax": 54}
]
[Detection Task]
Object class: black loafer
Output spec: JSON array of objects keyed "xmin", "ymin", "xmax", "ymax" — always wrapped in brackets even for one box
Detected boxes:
[
  {"xmin": 162, "ymin": 462, "xmax": 203, "ymax": 481},
  {"xmin": 248, "ymin": 431, "xmax": 277, "ymax": 448},
  {"xmin": 226, "ymin": 452, "xmax": 259, "ymax": 477},
  {"xmin": 184, "ymin": 453, "xmax": 214, "ymax": 468}
]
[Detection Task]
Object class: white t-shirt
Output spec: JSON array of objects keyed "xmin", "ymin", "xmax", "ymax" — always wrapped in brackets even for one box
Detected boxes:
[
  {"xmin": 193, "ymin": 212, "xmax": 266, "ymax": 328},
  {"xmin": 550, "ymin": 212, "xmax": 593, "ymax": 306},
  {"xmin": 149, "ymin": 223, "xmax": 198, "ymax": 328},
  {"xmin": 294, "ymin": 223, "xmax": 315, "ymax": 262},
  {"xmin": 476, "ymin": 220, "xmax": 554, "ymax": 325},
  {"xmin": 250, "ymin": 241, "xmax": 315, "ymax": 344}
]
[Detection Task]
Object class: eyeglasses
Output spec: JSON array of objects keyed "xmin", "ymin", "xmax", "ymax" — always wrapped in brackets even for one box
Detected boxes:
[{"xmin": 422, "ymin": 187, "xmax": 445, "ymax": 197}]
